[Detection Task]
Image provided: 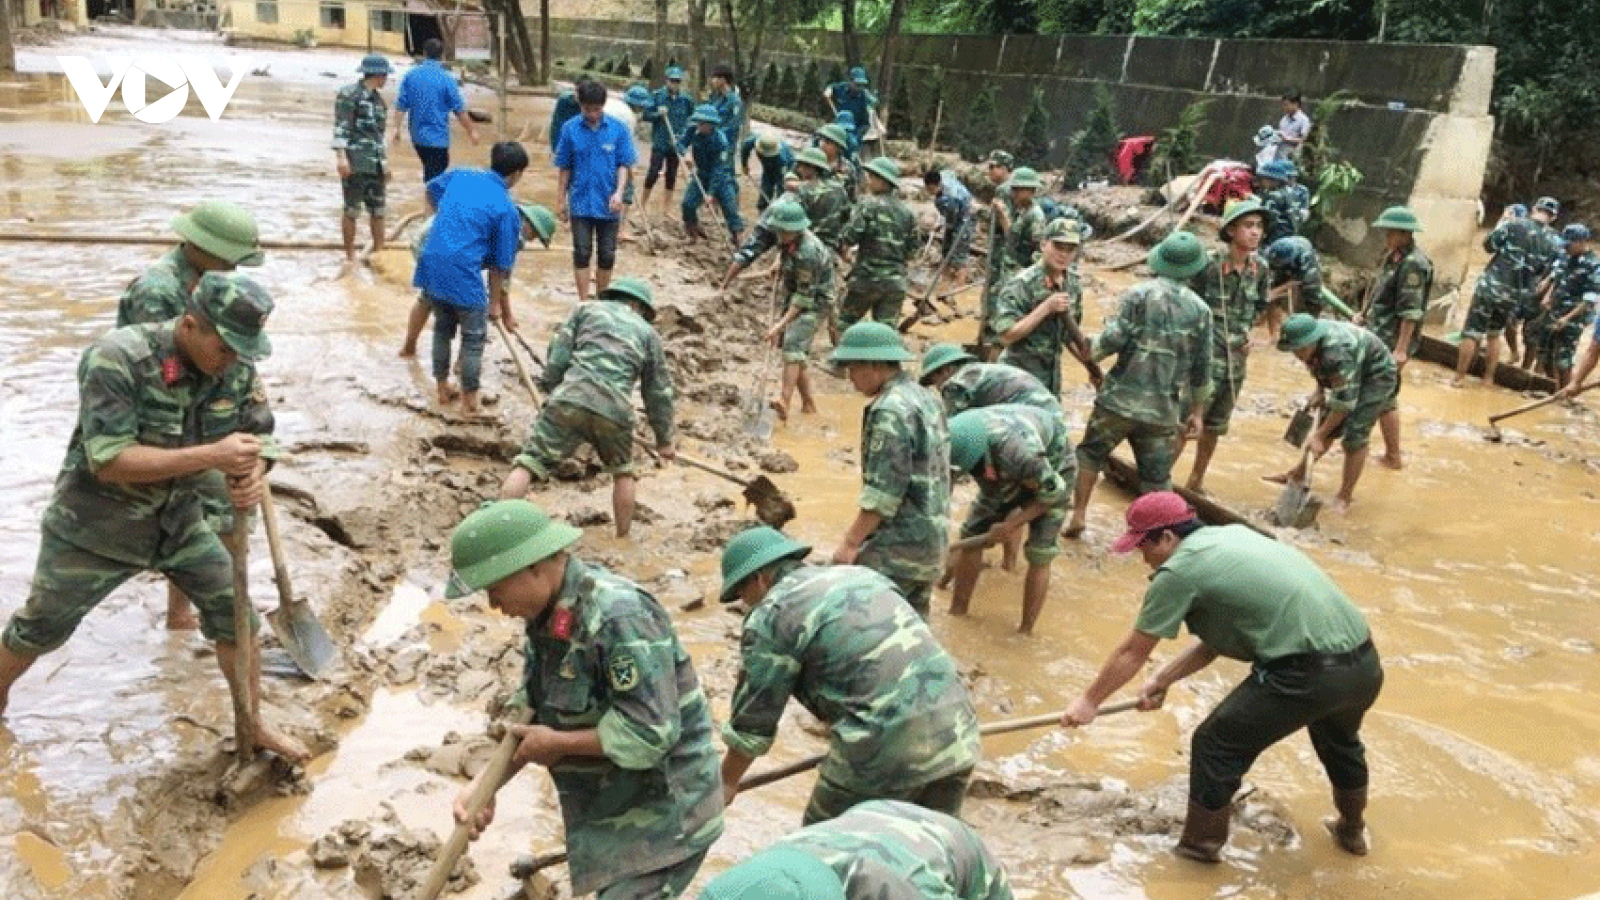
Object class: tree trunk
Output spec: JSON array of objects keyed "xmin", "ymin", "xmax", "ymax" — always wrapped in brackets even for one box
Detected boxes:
[
  {"xmin": 686, "ymin": 0, "xmax": 708, "ymax": 89},
  {"xmin": 840, "ymin": 0, "xmax": 860, "ymax": 69},
  {"xmin": 540, "ymin": 0, "xmax": 551, "ymax": 83},
  {"xmin": 654, "ymin": 0, "xmax": 668, "ymax": 81},
  {"xmin": 876, "ymin": 0, "xmax": 907, "ymax": 133},
  {"xmin": 1, "ymin": 0, "xmax": 16, "ymax": 74}
]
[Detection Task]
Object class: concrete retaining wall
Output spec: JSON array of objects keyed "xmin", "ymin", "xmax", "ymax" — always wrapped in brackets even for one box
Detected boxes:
[{"xmin": 545, "ymin": 19, "xmax": 1494, "ymax": 286}]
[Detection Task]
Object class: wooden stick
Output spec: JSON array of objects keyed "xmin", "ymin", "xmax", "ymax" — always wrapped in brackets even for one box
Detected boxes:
[
  {"xmin": 1489, "ymin": 379, "xmax": 1600, "ymax": 426},
  {"xmin": 420, "ymin": 707, "xmax": 536, "ymax": 900},
  {"xmin": 495, "ymin": 319, "xmax": 542, "ymax": 410},
  {"xmin": 228, "ymin": 516, "xmax": 256, "ymax": 763},
  {"xmin": 927, "ymin": 98, "xmax": 944, "ymax": 153}
]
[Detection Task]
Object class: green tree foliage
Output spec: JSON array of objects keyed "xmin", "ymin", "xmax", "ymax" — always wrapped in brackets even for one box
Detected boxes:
[
  {"xmin": 1063, "ymin": 85, "xmax": 1119, "ymax": 186},
  {"xmin": 617, "ymin": 53, "xmax": 632, "ymax": 77},
  {"xmin": 916, "ymin": 66, "xmax": 946, "ymax": 146},
  {"xmin": 761, "ymin": 62, "xmax": 781, "ymax": 103},
  {"xmin": 959, "ymin": 84, "xmax": 999, "ymax": 162},
  {"xmin": 583, "ymin": 55, "xmax": 597, "ymax": 71},
  {"xmin": 1301, "ymin": 91, "xmax": 1364, "ymax": 231},
  {"xmin": 801, "ymin": 60, "xmax": 825, "ymax": 116},
  {"xmin": 1146, "ymin": 97, "xmax": 1209, "ymax": 183},
  {"xmin": 779, "ymin": 63, "xmax": 801, "ymax": 109},
  {"xmin": 640, "ymin": 57, "xmax": 655, "ymax": 82},
  {"xmin": 889, "ymin": 76, "xmax": 916, "ymax": 137},
  {"xmin": 1017, "ymin": 88, "xmax": 1053, "ymax": 167}
]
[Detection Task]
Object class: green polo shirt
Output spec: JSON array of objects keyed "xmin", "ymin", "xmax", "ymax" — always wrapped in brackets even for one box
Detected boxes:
[{"xmin": 1135, "ymin": 525, "xmax": 1370, "ymax": 663}]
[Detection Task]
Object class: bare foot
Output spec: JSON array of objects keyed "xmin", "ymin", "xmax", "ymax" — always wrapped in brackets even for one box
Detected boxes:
[
  {"xmin": 1261, "ymin": 472, "xmax": 1292, "ymax": 485},
  {"xmin": 166, "ymin": 609, "xmax": 200, "ymax": 631},
  {"xmin": 254, "ymin": 722, "xmax": 312, "ymax": 764},
  {"xmin": 1185, "ymin": 480, "xmax": 1209, "ymax": 496},
  {"xmin": 768, "ymin": 398, "xmax": 788, "ymax": 422},
  {"xmin": 1062, "ymin": 522, "xmax": 1085, "ymax": 540},
  {"xmin": 936, "ymin": 566, "xmax": 954, "ymax": 590},
  {"xmin": 1449, "ymin": 375, "xmax": 1464, "ymax": 388},
  {"xmin": 1377, "ymin": 454, "xmax": 1403, "ymax": 471},
  {"xmin": 398, "ymin": 345, "xmax": 417, "ymax": 358},
  {"xmin": 437, "ymin": 384, "xmax": 460, "ymax": 405},
  {"xmin": 801, "ymin": 402, "xmax": 819, "ymax": 415},
  {"xmin": 1330, "ymin": 497, "xmax": 1354, "ymax": 515}
]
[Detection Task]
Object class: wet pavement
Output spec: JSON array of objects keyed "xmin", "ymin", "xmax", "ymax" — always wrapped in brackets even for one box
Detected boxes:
[{"xmin": 3, "ymin": 23, "xmax": 1600, "ymax": 900}]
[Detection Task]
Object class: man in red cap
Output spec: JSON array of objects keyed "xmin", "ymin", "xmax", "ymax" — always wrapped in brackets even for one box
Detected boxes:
[{"xmin": 1059, "ymin": 492, "xmax": 1383, "ymax": 864}]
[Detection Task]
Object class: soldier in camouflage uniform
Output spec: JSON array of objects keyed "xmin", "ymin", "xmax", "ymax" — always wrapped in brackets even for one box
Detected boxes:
[
  {"xmin": 334, "ymin": 54, "xmax": 392, "ymax": 264},
  {"xmin": 947, "ymin": 405, "xmax": 1076, "ymax": 635},
  {"xmin": 1357, "ymin": 206, "xmax": 1429, "ymax": 470},
  {"xmin": 992, "ymin": 218, "xmax": 1096, "ymax": 397},
  {"xmin": 1180, "ymin": 199, "xmax": 1273, "ymax": 496},
  {"xmin": 760, "ymin": 201, "xmax": 837, "ymax": 420},
  {"xmin": 836, "ymin": 157, "xmax": 917, "ymax": 329},
  {"xmin": 446, "ymin": 500, "xmax": 723, "ymax": 899},
  {"xmin": 720, "ymin": 148, "xmax": 846, "ymax": 286},
  {"xmin": 0, "ymin": 274, "xmax": 308, "ymax": 762},
  {"xmin": 816, "ymin": 124, "xmax": 861, "ymax": 203},
  {"xmin": 1456, "ymin": 198, "xmax": 1563, "ymax": 387},
  {"xmin": 116, "ymin": 201, "xmax": 266, "ymax": 630},
  {"xmin": 1255, "ymin": 159, "xmax": 1307, "ymax": 245},
  {"xmin": 1263, "ymin": 235, "xmax": 1328, "ymax": 321},
  {"xmin": 1066, "ymin": 232, "xmax": 1213, "ymax": 539},
  {"xmin": 918, "ymin": 343, "xmax": 1061, "ymax": 418},
  {"xmin": 500, "ymin": 278, "xmax": 674, "ymax": 539},
  {"xmin": 1534, "ymin": 224, "xmax": 1600, "ymax": 386},
  {"xmin": 717, "ymin": 527, "xmax": 981, "ymax": 824},
  {"xmin": 1508, "ymin": 197, "xmax": 1564, "ymax": 361},
  {"xmin": 697, "ymin": 800, "xmax": 1013, "ymax": 900},
  {"xmin": 975, "ymin": 151, "xmax": 1016, "ymax": 356},
  {"xmin": 1271, "ymin": 315, "xmax": 1400, "ymax": 512},
  {"xmin": 996, "ymin": 167, "xmax": 1047, "ymax": 283},
  {"xmin": 829, "ymin": 323, "xmax": 951, "ymax": 617}
]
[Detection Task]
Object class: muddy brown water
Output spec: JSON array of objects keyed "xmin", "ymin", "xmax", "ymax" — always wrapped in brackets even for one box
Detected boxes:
[{"xmin": 3, "ymin": 26, "xmax": 1600, "ymax": 900}]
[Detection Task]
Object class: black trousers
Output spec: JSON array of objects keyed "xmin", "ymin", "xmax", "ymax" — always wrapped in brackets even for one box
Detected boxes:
[
  {"xmin": 1190, "ymin": 643, "xmax": 1383, "ymax": 810},
  {"xmin": 415, "ymin": 144, "xmax": 450, "ymax": 184}
]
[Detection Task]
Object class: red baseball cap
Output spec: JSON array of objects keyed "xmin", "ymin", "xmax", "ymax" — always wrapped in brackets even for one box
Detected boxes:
[{"xmin": 1110, "ymin": 492, "xmax": 1197, "ymax": 554}]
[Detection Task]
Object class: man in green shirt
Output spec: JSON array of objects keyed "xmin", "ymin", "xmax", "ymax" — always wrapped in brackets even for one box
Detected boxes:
[
  {"xmin": 717, "ymin": 527, "xmax": 981, "ymax": 825},
  {"xmin": 991, "ymin": 217, "xmax": 1096, "ymax": 396},
  {"xmin": 828, "ymin": 323, "xmax": 951, "ymax": 617},
  {"xmin": 1355, "ymin": 205, "xmax": 1429, "ymax": 469},
  {"xmin": 1061, "ymin": 492, "xmax": 1382, "ymax": 863},
  {"xmin": 333, "ymin": 54, "xmax": 393, "ymax": 265},
  {"xmin": 836, "ymin": 157, "xmax": 918, "ymax": 329},
  {"xmin": 760, "ymin": 200, "xmax": 837, "ymax": 420},
  {"xmin": 697, "ymin": 800, "xmax": 1013, "ymax": 900},
  {"xmin": 445, "ymin": 500, "xmax": 723, "ymax": 899}
]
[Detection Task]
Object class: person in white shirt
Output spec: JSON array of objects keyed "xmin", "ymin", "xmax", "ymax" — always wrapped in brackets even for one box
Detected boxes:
[{"xmin": 1276, "ymin": 93, "xmax": 1311, "ymax": 161}]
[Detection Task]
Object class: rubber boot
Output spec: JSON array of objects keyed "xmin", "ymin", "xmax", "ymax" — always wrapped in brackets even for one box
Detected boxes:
[
  {"xmin": 1323, "ymin": 786, "xmax": 1369, "ymax": 856},
  {"xmin": 1174, "ymin": 800, "xmax": 1230, "ymax": 863}
]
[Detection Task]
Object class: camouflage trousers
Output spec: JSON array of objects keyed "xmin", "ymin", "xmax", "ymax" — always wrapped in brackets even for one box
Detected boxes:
[
  {"xmin": 838, "ymin": 279, "xmax": 906, "ymax": 329},
  {"xmin": 1076, "ymin": 405, "xmax": 1180, "ymax": 493},
  {"xmin": 1329, "ymin": 370, "xmax": 1399, "ymax": 452},
  {"xmin": 781, "ymin": 310, "xmax": 821, "ymax": 364},
  {"xmin": 341, "ymin": 172, "xmax": 387, "ymax": 218},
  {"xmin": 803, "ymin": 765, "xmax": 971, "ymax": 826},
  {"xmin": 1539, "ymin": 321, "xmax": 1585, "ymax": 373},
  {"xmin": 1202, "ymin": 355, "xmax": 1249, "ymax": 436},
  {"xmin": 961, "ymin": 482, "xmax": 1074, "ymax": 567},
  {"xmin": 596, "ymin": 848, "xmax": 708, "ymax": 900},
  {"xmin": 4, "ymin": 521, "xmax": 249, "ymax": 655},
  {"xmin": 1463, "ymin": 278, "xmax": 1516, "ymax": 340},
  {"xmin": 513, "ymin": 400, "xmax": 636, "ymax": 478}
]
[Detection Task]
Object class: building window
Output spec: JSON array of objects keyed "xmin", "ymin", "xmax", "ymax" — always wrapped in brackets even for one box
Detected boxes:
[
  {"xmin": 371, "ymin": 9, "xmax": 404, "ymax": 32},
  {"xmin": 255, "ymin": 0, "xmax": 278, "ymax": 24},
  {"xmin": 319, "ymin": 2, "xmax": 345, "ymax": 28}
]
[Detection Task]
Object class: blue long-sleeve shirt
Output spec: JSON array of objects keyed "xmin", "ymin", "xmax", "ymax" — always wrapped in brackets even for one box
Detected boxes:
[
  {"xmin": 678, "ymin": 128, "xmax": 731, "ymax": 178},
  {"xmin": 740, "ymin": 136, "xmax": 794, "ymax": 205},
  {"xmin": 642, "ymin": 87, "xmax": 695, "ymax": 154},
  {"xmin": 414, "ymin": 168, "xmax": 522, "ymax": 307}
]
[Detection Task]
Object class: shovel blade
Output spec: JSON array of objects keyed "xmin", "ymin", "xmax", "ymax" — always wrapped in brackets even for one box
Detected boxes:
[
  {"xmin": 1272, "ymin": 481, "xmax": 1311, "ymax": 528},
  {"xmin": 266, "ymin": 600, "xmax": 339, "ymax": 679}
]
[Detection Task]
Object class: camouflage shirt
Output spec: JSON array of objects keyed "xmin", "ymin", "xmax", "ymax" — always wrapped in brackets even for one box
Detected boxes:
[
  {"xmin": 1366, "ymin": 243, "xmax": 1433, "ymax": 356},
  {"xmin": 725, "ymin": 561, "xmax": 981, "ymax": 795},
  {"xmin": 1265, "ymin": 236, "xmax": 1322, "ymax": 296},
  {"xmin": 540, "ymin": 299, "xmax": 675, "ymax": 445},
  {"xmin": 521, "ymin": 558, "xmax": 723, "ymax": 896},
  {"xmin": 1262, "ymin": 185, "xmax": 1306, "ymax": 244},
  {"xmin": 116, "ymin": 246, "xmax": 203, "ymax": 327},
  {"xmin": 1546, "ymin": 250, "xmax": 1600, "ymax": 324},
  {"xmin": 840, "ymin": 192, "xmax": 917, "ymax": 290},
  {"xmin": 1306, "ymin": 320, "xmax": 1397, "ymax": 413},
  {"xmin": 1001, "ymin": 202, "xmax": 1047, "ymax": 279},
  {"xmin": 782, "ymin": 230, "xmax": 838, "ymax": 315},
  {"xmin": 1190, "ymin": 249, "xmax": 1271, "ymax": 388},
  {"xmin": 964, "ymin": 404, "xmax": 1075, "ymax": 508},
  {"xmin": 732, "ymin": 206, "xmax": 781, "ymax": 269},
  {"xmin": 938, "ymin": 362, "xmax": 1061, "ymax": 418},
  {"xmin": 856, "ymin": 372, "xmax": 952, "ymax": 585},
  {"xmin": 992, "ymin": 262, "xmax": 1083, "ymax": 396},
  {"xmin": 778, "ymin": 800, "xmax": 1014, "ymax": 900},
  {"xmin": 332, "ymin": 81, "xmax": 388, "ymax": 175},
  {"xmin": 41, "ymin": 322, "xmax": 276, "ymax": 567},
  {"xmin": 1092, "ymin": 276, "xmax": 1214, "ymax": 428},
  {"xmin": 1483, "ymin": 216, "xmax": 1560, "ymax": 294},
  {"xmin": 797, "ymin": 176, "xmax": 851, "ymax": 251}
]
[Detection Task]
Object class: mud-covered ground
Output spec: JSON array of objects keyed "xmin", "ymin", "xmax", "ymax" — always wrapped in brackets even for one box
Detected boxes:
[{"xmin": 5, "ymin": 24, "xmax": 1600, "ymax": 900}]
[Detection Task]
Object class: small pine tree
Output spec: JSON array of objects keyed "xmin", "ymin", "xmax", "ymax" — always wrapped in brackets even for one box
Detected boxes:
[
  {"xmin": 826, "ymin": 62, "xmax": 845, "ymax": 92},
  {"xmin": 916, "ymin": 67, "xmax": 945, "ymax": 147},
  {"xmin": 583, "ymin": 55, "xmax": 597, "ymax": 71},
  {"xmin": 1146, "ymin": 98, "xmax": 1210, "ymax": 185},
  {"xmin": 800, "ymin": 60, "xmax": 823, "ymax": 117},
  {"xmin": 599, "ymin": 58, "xmax": 615, "ymax": 74},
  {"xmin": 761, "ymin": 62, "xmax": 781, "ymax": 106},
  {"xmin": 640, "ymin": 57, "xmax": 655, "ymax": 83},
  {"xmin": 1017, "ymin": 88, "xmax": 1052, "ymax": 168},
  {"xmin": 960, "ymin": 84, "xmax": 998, "ymax": 163},
  {"xmin": 1063, "ymin": 85, "xmax": 1120, "ymax": 187},
  {"xmin": 616, "ymin": 53, "xmax": 632, "ymax": 77},
  {"xmin": 778, "ymin": 64, "xmax": 800, "ymax": 111},
  {"xmin": 888, "ymin": 76, "xmax": 915, "ymax": 138}
]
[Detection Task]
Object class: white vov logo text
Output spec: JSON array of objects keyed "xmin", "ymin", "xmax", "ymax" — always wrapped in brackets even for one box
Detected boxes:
[{"xmin": 58, "ymin": 56, "xmax": 250, "ymax": 124}]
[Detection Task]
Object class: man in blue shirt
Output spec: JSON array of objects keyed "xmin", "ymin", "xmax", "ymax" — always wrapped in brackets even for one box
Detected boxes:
[
  {"xmin": 414, "ymin": 142, "xmax": 532, "ymax": 417},
  {"xmin": 549, "ymin": 88, "xmax": 581, "ymax": 154},
  {"xmin": 389, "ymin": 38, "xmax": 478, "ymax": 184},
  {"xmin": 680, "ymin": 104, "xmax": 744, "ymax": 245},
  {"xmin": 706, "ymin": 64, "xmax": 744, "ymax": 164},
  {"xmin": 923, "ymin": 168, "xmax": 974, "ymax": 284},
  {"xmin": 555, "ymin": 79, "xmax": 638, "ymax": 302},
  {"xmin": 824, "ymin": 66, "xmax": 877, "ymax": 146},
  {"xmin": 740, "ymin": 133, "xmax": 795, "ymax": 212},
  {"xmin": 641, "ymin": 66, "xmax": 695, "ymax": 216}
]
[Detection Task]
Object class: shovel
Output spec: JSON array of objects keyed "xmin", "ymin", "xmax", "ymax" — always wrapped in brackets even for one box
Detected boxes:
[
  {"xmin": 1272, "ymin": 411, "xmax": 1324, "ymax": 529},
  {"xmin": 1485, "ymin": 379, "xmax": 1600, "ymax": 441},
  {"xmin": 419, "ymin": 707, "xmax": 535, "ymax": 900},
  {"xmin": 227, "ymin": 515, "xmax": 257, "ymax": 762},
  {"xmin": 261, "ymin": 489, "xmax": 339, "ymax": 679},
  {"xmin": 742, "ymin": 270, "xmax": 785, "ymax": 438},
  {"xmin": 494, "ymin": 319, "xmax": 542, "ymax": 410},
  {"xmin": 506, "ymin": 698, "xmax": 1143, "ymax": 882},
  {"xmin": 638, "ymin": 434, "xmax": 797, "ymax": 528}
]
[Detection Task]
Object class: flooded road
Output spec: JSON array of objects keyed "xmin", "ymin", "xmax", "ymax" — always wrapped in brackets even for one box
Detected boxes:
[{"xmin": 3, "ymin": 24, "xmax": 1600, "ymax": 900}]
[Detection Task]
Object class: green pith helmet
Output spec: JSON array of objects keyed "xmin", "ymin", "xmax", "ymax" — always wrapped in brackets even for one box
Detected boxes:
[
  {"xmin": 1372, "ymin": 205, "xmax": 1422, "ymax": 232},
  {"xmin": 1220, "ymin": 196, "xmax": 1267, "ymax": 232},
  {"xmin": 189, "ymin": 272, "xmax": 273, "ymax": 361},
  {"xmin": 445, "ymin": 500, "xmax": 582, "ymax": 599},
  {"xmin": 816, "ymin": 123, "xmax": 850, "ymax": 149},
  {"xmin": 357, "ymin": 54, "xmax": 393, "ymax": 75},
  {"xmin": 863, "ymin": 156, "xmax": 901, "ymax": 186},
  {"xmin": 829, "ymin": 321, "xmax": 914, "ymax": 364},
  {"xmin": 947, "ymin": 410, "xmax": 990, "ymax": 472},
  {"xmin": 755, "ymin": 134, "xmax": 781, "ymax": 157},
  {"xmin": 986, "ymin": 149, "xmax": 1014, "ymax": 169},
  {"xmin": 795, "ymin": 146, "xmax": 831, "ymax": 172},
  {"xmin": 697, "ymin": 846, "xmax": 848, "ymax": 900},
  {"xmin": 767, "ymin": 199, "xmax": 810, "ymax": 233},
  {"xmin": 719, "ymin": 526, "xmax": 811, "ymax": 602},
  {"xmin": 1009, "ymin": 167, "xmax": 1042, "ymax": 190},
  {"xmin": 171, "ymin": 200, "xmax": 264, "ymax": 266},
  {"xmin": 918, "ymin": 342, "xmax": 976, "ymax": 384},
  {"xmin": 1147, "ymin": 230, "xmax": 1209, "ymax": 279},
  {"xmin": 518, "ymin": 203, "xmax": 557, "ymax": 247},
  {"xmin": 690, "ymin": 104, "xmax": 720, "ymax": 124},
  {"xmin": 1042, "ymin": 217, "xmax": 1083, "ymax": 245},
  {"xmin": 599, "ymin": 276, "xmax": 657, "ymax": 321},
  {"xmin": 1277, "ymin": 312, "xmax": 1325, "ymax": 351}
]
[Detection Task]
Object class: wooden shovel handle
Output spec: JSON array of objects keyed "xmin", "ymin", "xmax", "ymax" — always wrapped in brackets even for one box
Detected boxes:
[
  {"xmin": 1489, "ymin": 379, "xmax": 1600, "ymax": 425},
  {"xmin": 228, "ymin": 515, "xmax": 256, "ymax": 762},
  {"xmin": 495, "ymin": 319, "xmax": 541, "ymax": 410},
  {"xmin": 259, "ymin": 489, "xmax": 295, "ymax": 608},
  {"xmin": 420, "ymin": 707, "xmax": 536, "ymax": 900}
]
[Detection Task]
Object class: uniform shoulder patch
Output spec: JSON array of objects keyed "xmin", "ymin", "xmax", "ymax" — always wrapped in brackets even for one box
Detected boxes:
[{"xmin": 608, "ymin": 653, "xmax": 639, "ymax": 692}]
